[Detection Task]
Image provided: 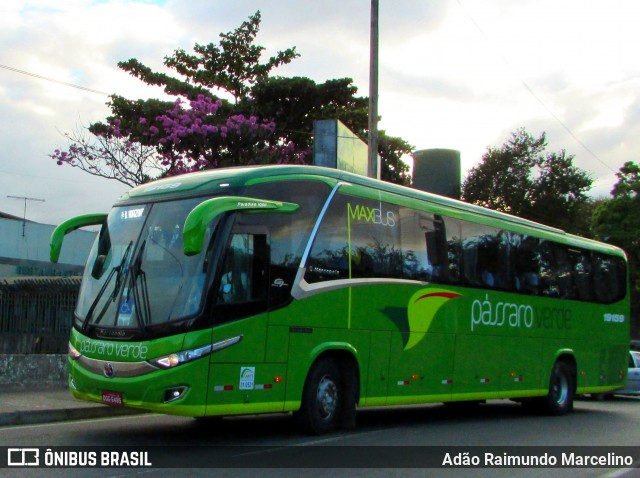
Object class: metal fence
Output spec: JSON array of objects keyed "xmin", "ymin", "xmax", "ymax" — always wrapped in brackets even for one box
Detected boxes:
[{"xmin": 0, "ymin": 277, "xmax": 81, "ymax": 354}]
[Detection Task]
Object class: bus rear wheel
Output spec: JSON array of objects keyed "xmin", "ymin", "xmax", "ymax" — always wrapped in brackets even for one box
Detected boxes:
[
  {"xmin": 546, "ymin": 360, "xmax": 575, "ymax": 415},
  {"xmin": 298, "ymin": 358, "xmax": 344, "ymax": 434},
  {"xmin": 525, "ymin": 360, "xmax": 575, "ymax": 415}
]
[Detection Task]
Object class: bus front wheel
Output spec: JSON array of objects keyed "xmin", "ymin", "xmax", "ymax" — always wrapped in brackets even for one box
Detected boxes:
[{"xmin": 298, "ymin": 358, "xmax": 344, "ymax": 434}]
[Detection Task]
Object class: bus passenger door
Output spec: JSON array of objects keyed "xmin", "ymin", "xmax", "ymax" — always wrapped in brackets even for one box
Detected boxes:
[{"xmin": 205, "ymin": 223, "xmax": 286, "ymax": 417}]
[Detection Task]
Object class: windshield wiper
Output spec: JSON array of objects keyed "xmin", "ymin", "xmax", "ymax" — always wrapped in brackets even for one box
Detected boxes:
[
  {"xmin": 82, "ymin": 241, "xmax": 133, "ymax": 331},
  {"xmin": 127, "ymin": 239, "xmax": 151, "ymax": 336}
]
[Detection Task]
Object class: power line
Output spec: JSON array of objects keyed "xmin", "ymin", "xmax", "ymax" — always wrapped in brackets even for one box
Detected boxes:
[
  {"xmin": 0, "ymin": 63, "xmax": 372, "ymax": 142},
  {"xmin": 455, "ymin": 0, "xmax": 616, "ymax": 174},
  {"xmin": 0, "ymin": 63, "xmax": 110, "ymax": 96},
  {"xmin": 0, "ymin": 168, "xmax": 93, "ymax": 184},
  {"xmin": 7, "ymin": 195, "xmax": 45, "ymax": 237}
]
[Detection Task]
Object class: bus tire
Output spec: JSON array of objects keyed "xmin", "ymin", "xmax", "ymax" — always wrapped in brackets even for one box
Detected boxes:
[
  {"xmin": 298, "ymin": 358, "xmax": 344, "ymax": 435},
  {"xmin": 541, "ymin": 360, "xmax": 575, "ymax": 415}
]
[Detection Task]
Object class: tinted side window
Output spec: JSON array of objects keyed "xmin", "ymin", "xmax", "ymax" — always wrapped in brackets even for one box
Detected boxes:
[
  {"xmin": 306, "ymin": 192, "xmax": 403, "ymax": 283},
  {"xmin": 300, "ymin": 185, "xmax": 627, "ymax": 305},
  {"xmin": 245, "ymin": 180, "xmax": 331, "ymax": 269},
  {"xmin": 217, "ymin": 230, "xmax": 268, "ymax": 305},
  {"xmin": 399, "ymin": 211, "xmax": 444, "ymax": 282},
  {"xmin": 514, "ymin": 235, "xmax": 540, "ymax": 295},
  {"xmin": 592, "ymin": 253, "xmax": 626, "ymax": 304},
  {"xmin": 244, "ymin": 180, "xmax": 331, "ymax": 308},
  {"xmin": 534, "ymin": 241, "xmax": 577, "ymax": 299},
  {"xmin": 399, "ymin": 212, "xmax": 462, "ymax": 284},
  {"xmin": 568, "ymin": 248, "xmax": 593, "ymax": 301},
  {"xmin": 461, "ymin": 223, "xmax": 504, "ymax": 289},
  {"xmin": 551, "ymin": 244, "xmax": 576, "ymax": 299}
]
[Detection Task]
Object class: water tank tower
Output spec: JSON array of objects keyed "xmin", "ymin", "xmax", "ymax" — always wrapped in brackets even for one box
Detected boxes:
[{"xmin": 412, "ymin": 148, "xmax": 461, "ymax": 199}]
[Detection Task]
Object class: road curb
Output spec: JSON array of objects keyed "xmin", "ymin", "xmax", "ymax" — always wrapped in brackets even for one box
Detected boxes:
[{"xmin": 0, "ymin": 406, "xmax": 148, "ymax": 427}]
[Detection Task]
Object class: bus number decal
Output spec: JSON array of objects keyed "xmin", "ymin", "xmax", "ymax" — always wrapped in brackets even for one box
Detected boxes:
[
  {"xmin": 120, "ymin": 208, "xmax": 145, "ymax": 220},
  {"xmin": 604, "ymin": 313, "xmax": 625, "ymax": 323}
]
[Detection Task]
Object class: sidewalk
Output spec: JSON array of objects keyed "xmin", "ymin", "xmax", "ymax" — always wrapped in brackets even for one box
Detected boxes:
[{"xmin": 0, "ymin": 388, "xmax": 145, "ymax": 427}]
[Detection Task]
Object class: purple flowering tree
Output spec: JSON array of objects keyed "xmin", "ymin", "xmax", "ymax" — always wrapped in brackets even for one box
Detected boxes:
[
  {"xmin": 52, "ymin": 94, "xmax": 309, "ymax": 186},
  {"xmin": 52, "ymin": 11, "xmax": 310, "ymax": 186},
  {"xmin": 52, "ymin": 11, "xmax": 411, "ymax": 186},
  {"xmin": 144, "ymin": 95, "xmax": 308, "ymax": 175},
  {"xmin": 51, "ymin": 127, "xmax": 161, "ymax": 187}
]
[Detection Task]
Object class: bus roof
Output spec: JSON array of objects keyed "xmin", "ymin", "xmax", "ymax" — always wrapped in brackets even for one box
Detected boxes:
[{"xmin": 116, "ymin": 165, "xmax": 625, "ymax": 258}]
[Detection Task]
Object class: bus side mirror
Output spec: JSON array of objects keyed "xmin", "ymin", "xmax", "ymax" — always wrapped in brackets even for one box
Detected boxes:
[
  {"xmin": 50, "ymin": 213, "xmax": 108, "ymax": 263},
  {"xmin": 91, "ymin": 254, "xmax": 108, "ymax": 279},
  {"xmin": 183, "ymin": 196, "xmax": 299, "ymax": 256}
]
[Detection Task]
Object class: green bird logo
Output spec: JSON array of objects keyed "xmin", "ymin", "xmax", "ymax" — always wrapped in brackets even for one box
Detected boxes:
[{"xmin": 404, "ymin": 288, "xmax": 461, "ymax": 351}]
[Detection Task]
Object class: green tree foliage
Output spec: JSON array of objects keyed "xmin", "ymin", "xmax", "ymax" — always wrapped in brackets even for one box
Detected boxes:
[
  {"xmin": 120, "ymin": 11, "xmax": 299, "ymax": 104},
  {"xmin": 592, "ymin": 161, "xmax": 640, "ymax": 255},
  {"xmin": 250, "ymin": 76, "xmax": 411, "ymax": 185},
  {"xmin": 56, "ymin": 10, "xmax": 411, "ymax": 186},
  {"xmin": 377, "ymin": 132, "xmax": 412, "ymax": 185},
  {"xmin": 461, "ymin": 129, "xmax": 592, "ymax": 233},
  {"xmin": 610, "ymin": 161, "xmax": 640, "ymax": 199},
  {"xmin": 249, "ymin": 76, "xmax": 369, "ymax": 149}
]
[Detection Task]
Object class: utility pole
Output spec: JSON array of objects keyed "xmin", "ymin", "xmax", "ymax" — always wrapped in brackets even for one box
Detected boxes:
[
  {"xmin": 368, "ymin": 0, "xmax": 380, "ymax": 180},
  {"xmin": 7, "ymin": 195, "xmax": 45, "ymax": 237}
]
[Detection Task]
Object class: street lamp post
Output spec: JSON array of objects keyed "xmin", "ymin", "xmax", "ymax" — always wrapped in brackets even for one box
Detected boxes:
[{"xmin": 368, "ymin": 0, "xmax": 380, "ymax": 180}]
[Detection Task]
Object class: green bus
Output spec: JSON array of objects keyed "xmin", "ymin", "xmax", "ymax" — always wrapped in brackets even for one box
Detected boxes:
[{"xmin": 51, "ymin": 165, "xmax": 629, "ymax": 433}]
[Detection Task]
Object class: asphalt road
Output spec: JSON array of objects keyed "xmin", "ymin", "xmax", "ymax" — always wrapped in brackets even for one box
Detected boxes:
[{"xmin": 1, "ymin": 396, "xmax": 639, "ymax": 477}]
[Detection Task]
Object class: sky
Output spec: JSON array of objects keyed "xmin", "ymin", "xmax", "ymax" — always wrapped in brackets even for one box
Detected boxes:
[{"xmin": 1, "ymin": 0, "xmax": 639, "ymax": 225}]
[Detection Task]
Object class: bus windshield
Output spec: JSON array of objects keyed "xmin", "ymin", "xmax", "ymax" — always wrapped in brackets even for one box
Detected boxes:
[{"xmin": 76, "ymin": 198, "xmax": 214, "ymax": 332}]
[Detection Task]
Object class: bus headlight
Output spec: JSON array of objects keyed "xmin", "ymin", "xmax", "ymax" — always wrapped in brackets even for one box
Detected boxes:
[
  {"xmin": 150, "ymin": 344, "xmax": 214, "ymax": 369},
  {"xmin": 68, "ymin": 342, "xmax": 82, "ymax": 360},
  {"xmin": 149, "ymin": 336, "xmax": 242, "ymax": 369}
]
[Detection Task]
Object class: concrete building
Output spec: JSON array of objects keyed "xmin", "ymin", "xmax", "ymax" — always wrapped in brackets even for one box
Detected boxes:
[{"xmin": 0, "ymin": 212, "xmax": 96, "ymax": 278}]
